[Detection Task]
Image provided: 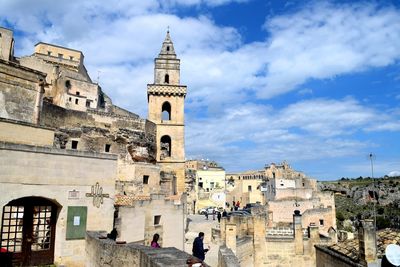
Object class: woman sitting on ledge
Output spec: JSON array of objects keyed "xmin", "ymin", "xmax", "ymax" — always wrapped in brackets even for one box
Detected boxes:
[{"xmin": 151, "ymin": 233, "xmax": 161, "ymax": 248}]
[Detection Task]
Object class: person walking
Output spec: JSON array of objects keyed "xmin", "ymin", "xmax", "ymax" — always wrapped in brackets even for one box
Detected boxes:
[
  {"xmin": 205, "ymin": 211, "xmax": 208, "ymax": 220},
  {"xmin": 192, "ymin": 232, "xmax": 209, "ymax": 262},
  {"xmin": 217, "ymin": 211, "xmax": 221, "ymax": 223},
  {"xmin": 151, "ymin": 233, "xmax": 161, "ymax": 248}
]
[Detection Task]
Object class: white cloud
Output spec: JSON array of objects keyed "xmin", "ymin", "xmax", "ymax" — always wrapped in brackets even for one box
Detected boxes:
[
  {"xmin": 186, "ymin": 97, "xmax": 399, "ymax": 172},
  {"xmin": 388, "ymin": 171, "xmax": 400, "ymax": 177},
  {"xmin": 1, "ymin": 0, "xmax": 400, "ymax": 178},
  {"xmin": 260, "ymin": 2, "xmax": 400, "ymax": 98},
  {"xmin": 298, "ymin": 88, "xmax": 313, "ymax": 95}
]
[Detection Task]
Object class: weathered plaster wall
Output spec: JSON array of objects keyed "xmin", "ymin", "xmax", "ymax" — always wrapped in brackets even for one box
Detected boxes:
[
  {"xmin": 0, "ymin": 118, "xmax": 54, "ymax": 146},
  {"xmin": 0, "ymin": 59, "xmax": 45, "ymax": 124},
  {"xmin": 0, "ymin": 142, "xmax": 117, "ymax": 266},
  {"xmin": 117, "ymin": 194, "xmax": 184, "ymax": 250}
]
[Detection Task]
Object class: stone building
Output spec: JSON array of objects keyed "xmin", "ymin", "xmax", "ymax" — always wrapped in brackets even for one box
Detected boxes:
[
  {"xmin": 215, "ymin": 210, "xmax": 335, "ymax": 267},
  {"xmin": 185, "ymin": 160, "xmax": 226, "ymax": 213},
  {"xmin": 315, "ymin": 219, "xmax": 400, "ymax": 267},
  {"xmin": 225, "ymin": 170, "xmax": 266, "ymax": 208},
  {"xmin": 147, "ymin": 31, "xmax": 187, "ymax": 194},
  {"xmin": 0, "ymin": 26, "xmax": 187, "ymax": 266}
]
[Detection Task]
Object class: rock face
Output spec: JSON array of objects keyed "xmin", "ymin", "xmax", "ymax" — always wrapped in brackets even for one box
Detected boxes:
[
  {"xmin": 43, "ymin": 101, "xmax": 157, "ymax": 163},
  {"xmin": 319, "ymin": 178, "xmax": 400, "ymax": 206}
]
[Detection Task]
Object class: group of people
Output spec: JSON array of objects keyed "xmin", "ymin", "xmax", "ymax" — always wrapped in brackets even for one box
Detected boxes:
[
  {"xmin": 205, "ymin": 209, "xmax": 228, "ymax": 223},
  {"xmin": 151, "ymin": 232, "xmax": 209, "ymax": 262}
]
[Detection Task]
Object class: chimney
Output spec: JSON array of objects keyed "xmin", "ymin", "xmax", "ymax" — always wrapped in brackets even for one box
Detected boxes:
[
  {"xmin": 358, "ymin": 219, "xmax": 377, "ymax": 265},
  {"xmin": 293, "ymin": 210, "xmax": 303, "ymax": 255},
  {"xmin": 225, "ymin": 223, "xmax": 237, "ymax": 254},
  {"xmin": 253, "ymin": 215, "xmax": 266, "ymax": 266}
]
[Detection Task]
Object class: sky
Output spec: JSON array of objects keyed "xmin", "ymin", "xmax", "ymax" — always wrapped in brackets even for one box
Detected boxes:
[{"xmin": 1, "ymin": 0, "xmax": 399, "ymax": 180}]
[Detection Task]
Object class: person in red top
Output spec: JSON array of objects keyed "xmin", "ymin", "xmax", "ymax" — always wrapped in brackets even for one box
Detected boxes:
[
  {"xmin": 151, "ymin": 233, "xmax": 161, "ymax": 248},
  {"xmin": 236, "ymin": 201, "xmax": 240, "ymax": 210}
]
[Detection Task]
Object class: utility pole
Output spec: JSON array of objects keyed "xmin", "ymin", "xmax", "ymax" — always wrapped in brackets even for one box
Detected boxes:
[{"xmin": 369, "ymin": 153, "xmax": 376, "ymax": 230}]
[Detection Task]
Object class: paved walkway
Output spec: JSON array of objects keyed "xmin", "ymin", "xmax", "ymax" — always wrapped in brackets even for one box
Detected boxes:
[{"xmin": 184, "ymin": 214, "xmax": 220, "ymax": 267}]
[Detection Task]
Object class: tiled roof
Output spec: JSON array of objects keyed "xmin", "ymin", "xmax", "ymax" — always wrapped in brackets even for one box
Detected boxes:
[
  {"xmin": 115, "ymin": 195, "xmax": 151, "ymax": 206},
  {"xmin": 325, "ymin": 229, "xmax": 400, "ymax": 262}
]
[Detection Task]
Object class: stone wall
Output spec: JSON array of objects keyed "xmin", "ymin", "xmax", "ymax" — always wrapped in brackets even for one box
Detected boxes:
[
  {"xmin": 0, "ymin": 59, "xmax": 45, "ymax": 124},
  {"xmin": 116, "ymin": 194, "xmax": 185, "ymax": 250},
  {"xmin": 218, "ymin": 246, "xmax": 240, "ymax": 267},
  {"xmin": 0, "ymin": 141, "xmax": 117, "ymax": 266},
  {"xmin": 315, "ymin": 245, "xmax": 363, "ymax": 267},
  {"xmin": 86, "ymin": 231, "xmax": 200, "ymax": 267},
  {"xmin": 0, "ymin": 118, "xmax": 54, "ymax": 146}
]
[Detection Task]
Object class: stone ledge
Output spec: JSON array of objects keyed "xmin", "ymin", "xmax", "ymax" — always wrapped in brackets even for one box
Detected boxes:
[
  {"xmin": 0, "ymin": 141, "xmax": 118, "ymax": 160},
  {"xmin": 86, "ymin": 231, "xmax": 207, "ymax": 267}
]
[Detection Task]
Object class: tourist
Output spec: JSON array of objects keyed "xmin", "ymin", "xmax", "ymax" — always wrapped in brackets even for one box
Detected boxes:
[
  {"xmin": 192, "ymin": 232, "xmax": 209, "ymax": 261},
  {"xmin": 151, "ymin": 233, "xmax": 161, "ymax": 248},
  {"xmin": 212, "ymin": 210, "xmax": 215, "ymax": 220},
  {"xmin": 217, "ymin": 211, "xmax": 221, "ymax": 223},
  {"xmin": 205, "ymin": 211, "xmax": 208, "ymax": 220},
  {"xmin": 107, "ymin": 228, "xmax": 118, "ymax": 241},
  {"xmin": 222, "ymin": 210, "xmax": 227, "ymax": 217}
]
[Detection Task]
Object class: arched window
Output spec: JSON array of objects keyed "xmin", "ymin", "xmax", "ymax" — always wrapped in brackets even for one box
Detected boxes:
[
  {"xmin": 166, "ymin": 46, "xmax": 170, "ymax": 51},
  {"xmin": 164, "ymin": 74, "xmax": 169, "ymax": 84},
  {"xmin": 160, "ymin": 135, "xmax": 171, "ymax": 159},
  {"xmin": 162, "ymin": 101, "xmax": 171, "ymax": 121}
]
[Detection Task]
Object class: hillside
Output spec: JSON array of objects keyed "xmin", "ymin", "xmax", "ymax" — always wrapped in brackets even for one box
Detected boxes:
[{"xmin": 319, "ymin": 176, "xmax": 400, "ymax": 231}]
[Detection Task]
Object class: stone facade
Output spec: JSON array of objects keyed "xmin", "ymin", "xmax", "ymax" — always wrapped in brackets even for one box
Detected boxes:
[
  {"xmin": 215, "ymin": 211, "xmax": 334, "ymax": 267},
  {"xmin": 147, "ymin": 31, "xmax": 186, "ymax": 195},
  {"xmin": 0, "ymin": 129, "xmax": 117, "ymax": 266},
  {"xmin": 0, "ymin": 26, "xmax": 187, "ymax": 266}
]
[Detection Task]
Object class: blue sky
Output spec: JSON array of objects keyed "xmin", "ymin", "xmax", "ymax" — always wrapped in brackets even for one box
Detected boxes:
[{"xmin": 1, "ymin": 0, "xmax": 400, "ymax": 180}]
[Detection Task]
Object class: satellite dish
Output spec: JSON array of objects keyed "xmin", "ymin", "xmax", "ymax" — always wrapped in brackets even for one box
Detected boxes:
[{"xmin": 386, "ymin": 244, "xmax": 400, "ymax": 266}]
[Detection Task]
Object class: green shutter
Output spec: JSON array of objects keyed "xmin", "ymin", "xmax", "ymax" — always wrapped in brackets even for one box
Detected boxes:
[{"xmin": 66, "ymin": 206, "xmax": 87, "ymax": 240}]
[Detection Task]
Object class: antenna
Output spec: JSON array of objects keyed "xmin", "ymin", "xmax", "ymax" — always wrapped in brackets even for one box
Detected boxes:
[
  {"xmin": 97, "ymin": 70, "xmax": 102, "ymax": 84},
  {"xmin": 368, "ymin": 153, "xmax": 377, "ymax": 230}
]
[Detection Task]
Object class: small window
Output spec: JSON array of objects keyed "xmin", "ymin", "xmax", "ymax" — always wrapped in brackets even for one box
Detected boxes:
[
  {"xmin": 86, "ymin": 100, "xmax": 90, "ymax": 108},
  {"xmin": 69, "ymin": 56, "xmax": 74, "ymax": 60},
  {"xmin": 0, "ymin": 33, "xmax": 2, "ymax": 38},
  {"xmin": 75, "ymin": 99, "xmax": 79, "ymax": 104},
  {"xmin": 58, "ymin": 53, "xmax": 63, "ymax": 59},
  {"xmin": 319, "ymin": 219, "xmax": 324, "ymax": 226},
  {"xmin": 71, "ymin": 140, "xmax": 78, "ymax": 149},
  {"xmin": 164, "ymin": 74, "xmax": 169, "ymax": 84},
  {"xmin": 248, "ymin": 185, "xmax": 252, "ymax": 192},
  {"xmin": 105, "ymin": 144, "xmax": 111, "ymax": 152},
  {"xmin": 166, "ymin": 46, "xmax": 170, "ymax": 51},
  {"xmin": 69, "ymin": 97, "xmax": 72, "ymax": 102},
  {"xmin": 143, "ymin": 175, "xmax": 149, "ymax": 185},
  {"xmin": 154, "ymin": 215, "xmax": 161, "ymax": 225},
  {"xmin": 47, "ymin": 51, "xmax": 51, "ymax": 56},
  {"xmin": 280, "ymin": 184, "xmax": 284, "ymax": 186},
  {"xmin": 76, "ymin": 91, "xmax": 80, "ymax": 96},
  {"xmin": 65, "ymin": 80, "xmax": 71, "ymax": 89}
]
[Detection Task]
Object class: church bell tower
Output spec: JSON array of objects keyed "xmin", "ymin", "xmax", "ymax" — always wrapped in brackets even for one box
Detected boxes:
[{"xmin": 147, "ymin": 31, "xmax": 186, "ymax": 194}]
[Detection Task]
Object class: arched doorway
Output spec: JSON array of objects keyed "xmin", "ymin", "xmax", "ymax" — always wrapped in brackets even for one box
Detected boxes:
[{"xmin": 0, "ymin": 197, "xmax": 59, "ymax": 266}]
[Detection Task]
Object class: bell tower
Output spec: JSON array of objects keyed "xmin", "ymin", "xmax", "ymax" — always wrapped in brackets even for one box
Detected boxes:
[{"xmin": 147, "ymin": 31, "xmax": 187, "ymax": 194}]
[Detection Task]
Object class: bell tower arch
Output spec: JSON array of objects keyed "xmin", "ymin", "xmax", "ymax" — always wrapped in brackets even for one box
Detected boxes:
[{"xmin": 147, "ymin": 31, "xmax": 187, "ymax": 194}]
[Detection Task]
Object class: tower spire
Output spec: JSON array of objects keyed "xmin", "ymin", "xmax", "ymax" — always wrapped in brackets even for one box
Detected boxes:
[{"xmin": 159, "ymin": 29, "xmax": 176, "ymax": 58}]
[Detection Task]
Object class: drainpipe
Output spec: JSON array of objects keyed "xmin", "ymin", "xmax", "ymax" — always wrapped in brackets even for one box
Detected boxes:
[{"xmin": 33, "ymin": 78, "xmax": 45, "ymax": 125}]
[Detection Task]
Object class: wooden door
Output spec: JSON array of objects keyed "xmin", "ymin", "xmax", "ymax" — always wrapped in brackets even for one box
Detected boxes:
[{"xmin": 1, "ymin": 197, "xmax": 57, "ymax": 266}]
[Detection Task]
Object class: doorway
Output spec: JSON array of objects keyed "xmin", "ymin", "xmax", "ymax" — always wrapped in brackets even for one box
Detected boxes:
[{"xmin": 0, "ymin": 197, "xmax": 58, "ymax": 266}]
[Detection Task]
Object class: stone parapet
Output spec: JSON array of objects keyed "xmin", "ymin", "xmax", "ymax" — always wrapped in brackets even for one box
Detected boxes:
[
  {"xmin": 0, "ymin": 141, "xmax": 118, "ymax": 160},
  {"xmin": 86, "ymin": 231, "xmax": 207, "ymax": 267},
  {"xmin": 147, "ymin": 84, "xmax": 187, "ymax": 97},
  {"xmin": 218, "ymin": 246, "xmax": 240, "ymax": 267}
]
